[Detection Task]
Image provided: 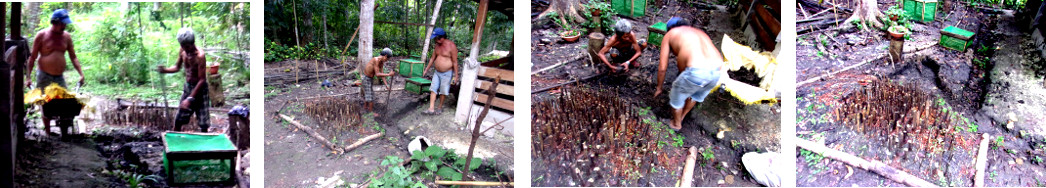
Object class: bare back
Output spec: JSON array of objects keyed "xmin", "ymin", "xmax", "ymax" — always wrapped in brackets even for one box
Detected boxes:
[
  {"xmin": 663, "ymin": 27, "xmax": 724, "ymax": 73},
  {"xmin": 363, "ymin": 57, "xmax": 384, "ymax": 77},
  {"xmin": 33, "ymin": 30, "xmax": 71, "ymax": 75},
  {"xmin": 431, "ymin": 40, "xmax": 458, "ymax": 72},
  {"xmin": 180, "ymin": 49, "xmax": 207, "ymax": 84}
]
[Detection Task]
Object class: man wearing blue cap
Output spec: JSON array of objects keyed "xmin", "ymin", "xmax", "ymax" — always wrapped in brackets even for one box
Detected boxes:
[
  {"xmin": 26, "ymin": 9, "xmax": 85, "ymax": 136},
  {"xmin": 596, "ymin": 19, "xmax": 646, "ymax": 73},
  {"xmin": 422, "ymin": 28, "xmax": 459, "ymax": 115},
  {"xmin": 653, "ymin": 17, "xmax": 727, "ymax": 130}
]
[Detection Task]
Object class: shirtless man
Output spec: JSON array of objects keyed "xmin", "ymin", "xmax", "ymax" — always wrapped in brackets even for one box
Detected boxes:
[
  {"xmin": 157, "ymin": 28, "xmax": 210, "ymax": 132},
  {"xmin": 596, "ymin": 19, "xmax": 645, "ymax": 73},
  {"xmin": 361, "ymin": 48, "xmax": 396, "ymax": 117},
  {"xmin": 653, "ymin": 17, "xmax": 727, "ymax": 130},
  {"xmin": 26, "ymin": 9, "xmax": 85, "ymax": 136},
  {"xmin": 422, "ymin": 28, "xmax": 459, "ymax": 114}
]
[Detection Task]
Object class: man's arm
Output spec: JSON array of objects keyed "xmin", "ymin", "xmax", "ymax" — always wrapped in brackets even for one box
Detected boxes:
[
  {"xmin": 158, "ymin": 50, "xmax": 184, "ymax": 73},
  {"xmin": 375, "ymin": 59, "xmax": 396, "ymax": 77},
  {"xmin": 654, "ymin": 37, "xmax": 671, "ymax": 97},
  {"xmin": 452, "ymin": 45, "xmax": 459, "ymax": 82},
  {"xmin": 26, "ymin": 32, "xmax": 42, "ymax": 78},
  {"xmin": 66, "ymin": 34, "xmax": 85, "ymax": 85},
  {"xmin": 423, "ymin": 49, "xmax": 438, "ymax": 76},
  {"xmin": 596, "ymin": 37, "xmax": 617, "ymax": 70}
]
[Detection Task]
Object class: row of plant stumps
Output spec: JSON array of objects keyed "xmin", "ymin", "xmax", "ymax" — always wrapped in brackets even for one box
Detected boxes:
[{"xmin": 532, "ymin": 86, "xmax": 683, "ymax": 186}]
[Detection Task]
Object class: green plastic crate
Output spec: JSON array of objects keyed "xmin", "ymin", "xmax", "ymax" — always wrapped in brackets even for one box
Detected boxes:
[
  {"xmin": 612, "ymin": 0, "xmax": 646, "ymax": 17},
  {"xmin": 398, "ymin": 59, "xmax": 425, "ymax": 77},
  {"xmin": 405, "ymin": 77, "xmax": 432, "ymax": 95},
  {"xmin": 903, "ymin": 0, "xmax": 938, "ymax": 22},
  {"xmin": 162, "ymin": 132, "xmax": 238, "ymax": 185},
  {"xmin": 940, "ymin": 26, "xmax": 975, "ymax": 51},
  {"xmin": 648, "ymin": 22, "xmax": 667, "ymax": 46}
]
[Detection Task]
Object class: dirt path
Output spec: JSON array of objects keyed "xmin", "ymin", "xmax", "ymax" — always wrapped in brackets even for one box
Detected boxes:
[
  {"xmin": 15, "ymin": 137, "xmax": 114, "ymax": 188},
  {"xmin": 796, "ymin": 7, "xmax": 1046, "ymax": 187}
]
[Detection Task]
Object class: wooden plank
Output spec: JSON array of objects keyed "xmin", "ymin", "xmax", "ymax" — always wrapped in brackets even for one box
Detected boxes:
[
  {"xmin": 474, "ymin": 93, "xmax": 513, "ymax": 111},
  {"xmin": 476, "ymin": 80, "xmax": 514, "ymax": 96},
  {"xmin": 477, "ymin": 66, "xmax": 514, "ymax": 82}
]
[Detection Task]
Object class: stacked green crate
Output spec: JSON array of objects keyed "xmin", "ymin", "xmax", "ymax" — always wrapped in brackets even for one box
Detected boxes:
[
  {"xmin": 612, "ymin": 0, "xmax": 646, "ymax": 17},
  {"xmin": 398, "ymin": 59, "xmax": 425, "ymax": 77},
  {"xmin": 940, "ymin": 26, "xmax": 975, "ymax": 51},
  {"xmin": 903, "ymin": 0, "xmax": 938, "ymax": 22},
  {"xmin": 648, "ymin": 22, "xmax": 667, "ymax": 46},
  {"xmin": 405, "ymin": 77, "xmax": 432, "ymax": 94}
]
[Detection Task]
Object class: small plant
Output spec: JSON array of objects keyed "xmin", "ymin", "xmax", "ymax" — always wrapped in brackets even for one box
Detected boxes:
[
  {"xmin": 369, "ymin": 156, "xmax": 426, "ymax": 188},
  {"xmin": 700, "ymin": 147, "xmax": 715, "ymax": 161},
  {"xmin": 885, "ymin": 5, "xmax": 905, "ymax": 21},
  {"xmin": 668, "ymin": 129, "xmax": 685, "ymax": 147},
  {"xmin": 581, "ymin": 2, "xmax": 615, "ymax": 34},
  {"xmin": 995, "ymin": 136, "xmax": 1005, "ymax": 148}
]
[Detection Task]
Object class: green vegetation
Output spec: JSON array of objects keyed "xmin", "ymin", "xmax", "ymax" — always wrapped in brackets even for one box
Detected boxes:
[
  {"xmin": 368, "ymin": 156, "xmax": 426, "ymax": 188},
  {"xmin": 22, "ymin": 2, "xmax": 249, "ymax": 101},
  {"xmin": 700, "ymin": 147, "xmax": 715, "ymax": 162},
  {"xmin": 263, "ymin": 0, "xmax": 512, "ymax": 62},
  {"xmin": 580, "ymin": 2, "xmax": 615, "ymax": 34}
]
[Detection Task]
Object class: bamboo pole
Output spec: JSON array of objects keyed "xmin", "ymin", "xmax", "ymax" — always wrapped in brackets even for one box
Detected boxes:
[
  {"xmin": 796, "ymin": 138, "xmax": 938, "ymax": 187},
  {"xmin": 434, "ymin": 180, "xmax": 514, "ymax": 186},
  {"xmin": 974, "ymin": 133, "xmax": 990, "ymax": 187},
  {"xmin": 679, "ymin": 146, "xmax": 698, "ymax": 187},
  {"xmin": 344, "ymin": 132, "xmax": 383, "ymax": 153},
  {"xmin": 278, "ymin": 114, "xmax": 339, "ymax": 151}
]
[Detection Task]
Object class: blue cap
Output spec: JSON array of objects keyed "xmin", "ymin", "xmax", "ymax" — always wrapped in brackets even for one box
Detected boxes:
[
  {"xmin": 431, "ymin": 28, "xmax": 446, "ymax": 39},
  {"xmin": 52, "ymin": 9, "xmax": 72, "ymax": 24},
  {"xmin": 666, "ymin": 17, "xmax": 684, "ymax": 30}
]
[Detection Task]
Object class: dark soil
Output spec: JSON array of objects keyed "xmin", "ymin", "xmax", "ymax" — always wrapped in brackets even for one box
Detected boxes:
[
  {"xmin": 797, "ymin": 3, "xmax": 1046, "ymax": 187},
  {"xmin": 263, "ymin": 58, "xmax": 513, "ymax": 187}
]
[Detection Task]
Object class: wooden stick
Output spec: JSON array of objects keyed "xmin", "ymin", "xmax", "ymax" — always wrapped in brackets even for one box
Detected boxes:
[
  {"xmin": 974, "ymin": 133, "xmax": 990, "ymax": 187},
  {"xmin": 434, "ymin": 180, "xmax": 514, "ymax": 186},
  {"xmin": 462, "ymin": 75, "xmax": 500, "ymax": 181},
  {"xmin": 531, "ymin": 72, "xmax": 605, "ymax": 93},
  {"xmin": 344, "ymin": 132, "xmax": 383, "ymax": 153},
  {"xmin": 679, "ymin": 146, "xmax": 698, "ymax": 187},
  {"xmin": 796, "ymin": 138, "xmax": 939, "ymax": 187},
  {"xmin": 278, "ymin": 114, "xmax": 340, "ymax": 152},
  {"xmin": 797, "ymin": 42, "xmax": 938, "ymax": 87}
]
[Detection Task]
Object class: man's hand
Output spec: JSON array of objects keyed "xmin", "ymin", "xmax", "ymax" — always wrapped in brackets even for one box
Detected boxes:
[
  {"xmin": 654, "ymin": 88, "xmax": 663, "ymax": 98},
  {"xmin": 78, "ymin": 78, "xmax": 85, "ymax": 87},
  {"xmin": 608, "ymin": 65, "xmax": 620, "ymax": 73},
  {"xmin": 156, "ymin": 65, "xmax": 166, "ymax": 72},
  {"xmin": 26, "ymin": 81, "xmax": 32, "ymax": 88},
  {"xmin": 452, "ymin": 75, "xmax": 459, "ymax": 83},
  {"xmin": 620, "ymin": 62, "xmax": 630, "ymax": 72},
  {"xmin": 179, "ymin": 99, "xmax": 191, "ymax": 110}
]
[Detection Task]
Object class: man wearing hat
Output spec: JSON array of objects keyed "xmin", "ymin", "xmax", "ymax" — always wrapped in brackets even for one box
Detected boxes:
[
  {"xmin": 361, "ymin": 48, "xmax": 396, "ymax": 117},
  {"xmin": 422, "ymin": 28, "xmax": 459, "ymax": 115},
  {"xmin": 157, "ymin": 28, "xmax": 211, "ymax": 132},
  {"xmin": 596, "ymin": 19, "xmax": 646, "ymax": 73},
  {"xmin": 26, "ymin": 9, "xmax": 86, "ymax": 136},
  {"xmin": 653, "ymin": 17, "xmax": 727, "ymax": 130}
]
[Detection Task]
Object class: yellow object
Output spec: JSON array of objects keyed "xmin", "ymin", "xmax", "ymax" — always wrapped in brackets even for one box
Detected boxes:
[
  {"xmin": 717, "ymin": 34, "xmax": 779, "ymax": 104},
  {"xmin": 24, "ymin": 83, "xmax": 81, "ymax": 105}
]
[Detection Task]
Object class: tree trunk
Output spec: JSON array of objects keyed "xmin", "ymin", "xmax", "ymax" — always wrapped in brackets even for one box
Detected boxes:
[
  {"xmin": 419, "ymin": 0, "xmax": 444, "ymax": 64},
  {"xmin": 293, "ymin": 0, "xmax": 301, "ymax": 47},
  {"xmin": 359, "ymin": 0, "xmax": 375, "ymax": 73},
  {"xmin": 536, "ymin": 0, "xmax": 587, "ymax": 26},
  {"xmin": 844, "ymin": 0, "xmax": 884, "ymax": 30},
  {"xmin": 25, "ymin": 2, "xmax": 40, "ymax": 34}
]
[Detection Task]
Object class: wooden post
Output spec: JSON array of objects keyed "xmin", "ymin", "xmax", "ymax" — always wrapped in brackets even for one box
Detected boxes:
[
  {"xmin": 462, "ymin": 75, "xmax": 499, "ymax": 181},
  {"xmin": 889, "ymin": 38, "xmax": 904, "ymax": 63},
  {"xmin": 452, "ymin": 0, "xmax": 489, "ymax": 123},
  {"xmin": 0, "ymin": 3, "xmax": 13, "ymax": 188},
  {"xmin": 587, "ymin": 33, "xmax": 605, "ymax": 67},
  {"xmin": 359, "ymin": 0, "xmax": 375, "ymax": 77},
  {"xmin": 9, "ymin": 2, "xmax": 25, "ymax": 151}
]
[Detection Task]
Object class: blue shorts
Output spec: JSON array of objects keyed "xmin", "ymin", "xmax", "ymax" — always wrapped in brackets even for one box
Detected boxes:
[
  {"xmin": 430, "ymin": 70, "xmax": 452, "ymax": 95},
  {"xmin": 669, "ymin": 67, "xmax": 722, "ymax": 109}
]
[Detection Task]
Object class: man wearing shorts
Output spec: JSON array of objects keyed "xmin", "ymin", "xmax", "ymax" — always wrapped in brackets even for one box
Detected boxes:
[
  {"xmin": 361, "ymin": 48, "xmax": 396, "ymax": 117},
  {"xmin": 26, "ymin": 9, "xmax": 86, "ymax": 135},
  {"xmin": 654, "ymin": 17, "xmax": 727, "ymax": 130},
  {"xmin": 596, "ymin": 19, "xmax": 646, "ymax": 73},
  {"xmin": 423, "ymin": 28, "xmax": 459, "ymax": 114},
  {"xmin": 158, "ymin": 28, "xmax": 210, "ymax": 132}
]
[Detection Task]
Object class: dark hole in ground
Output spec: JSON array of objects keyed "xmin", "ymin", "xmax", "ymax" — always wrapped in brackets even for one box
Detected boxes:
[{"xmin": 728, "ymin": 66, "xmax": 763, "ymax": 87}]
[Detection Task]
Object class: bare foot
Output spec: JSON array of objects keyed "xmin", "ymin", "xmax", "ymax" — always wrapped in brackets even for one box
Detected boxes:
[{"xmin": 669, "ymin": 123, "xmax": 682, "ymax": 131}]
